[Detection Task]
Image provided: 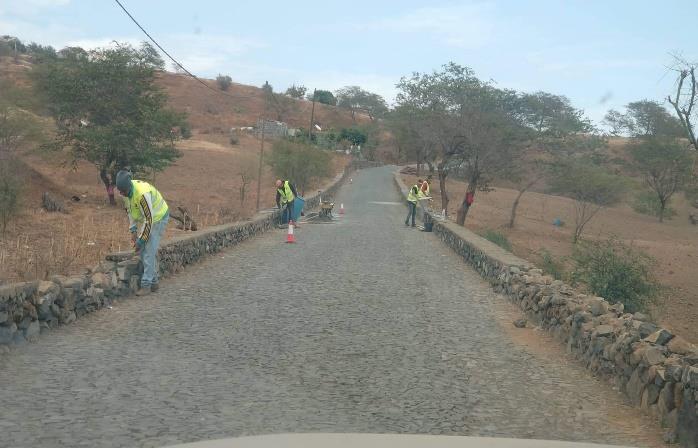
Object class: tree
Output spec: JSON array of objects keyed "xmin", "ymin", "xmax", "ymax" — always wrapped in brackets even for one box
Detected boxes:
[
  {"xmin": 631, "ymin": 138, "xmax": 694, "ymax": 222},
  {"xmin": 386, "ymin": 104, "xmax": 437, "ymax": 173},
  {"xmin": 33, "ymin": 42, "xmax": 187, "ymax": 205},
  {"xmin": 0, "ymin": 102, "xmax": 42, "ymax": 159},
  {"xmin": 261, "ymin": 81, "xmax": 273, "ymax": 94},
  {"xmin": 308, "ymin": 90, "xmax": 336, "ymax": 106},
  {"xmin": 339, "ymin": 127, "xmax": 367, "ymax": 146},
  {"xmin": 268, "ymin": 140, "xmax": 331, "ymax": 195},
  {"xmin": 285, "ymin": 84, "xmax": 307, "ymax": 99},
  {"xmin": 237, "ymin": 159, "xmax": 257, "ymax": 206},
  {"xmin": 667, "ymin": 59, "xmax": 698, "ymax": 151},
  {"xmin": 549, "ymin": 160, "xmax": 624, "ymax": 242},
  {"xmin": 335, "ymin": 86, "xmax": 388, "ymax": 121},
  {"xmin": 216, "ymin": 74, "xmax": 232, "ymax": 91},
  {"xmin": 507, "ymin": 92, "xmax": 597, "ymax": 228},
  {"xmin": 603, "ymin": 100, "xmax": 683, "ymax": 138}
]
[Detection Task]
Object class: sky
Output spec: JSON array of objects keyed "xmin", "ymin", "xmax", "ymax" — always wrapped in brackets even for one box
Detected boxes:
[{"xmin": 2, "ymin": 0, "xmax": 697, "ymax": 125}]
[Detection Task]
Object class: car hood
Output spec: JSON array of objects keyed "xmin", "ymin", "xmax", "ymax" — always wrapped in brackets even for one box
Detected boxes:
[{"xmin": 165, "ymin": 433, "xmax": 634, "ymax": 448}]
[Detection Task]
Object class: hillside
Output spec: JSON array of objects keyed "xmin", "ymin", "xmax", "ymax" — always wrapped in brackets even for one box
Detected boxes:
[{"xmin": 0, "ymin": 55, "xmax": 356, "ymax": 283}]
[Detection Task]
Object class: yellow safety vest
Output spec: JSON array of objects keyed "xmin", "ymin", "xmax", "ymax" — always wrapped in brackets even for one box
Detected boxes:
[
  {"xmin": 126, "ymin": 180, "xmax": 169, "ymax": 224},
  {"xmin": 277, "ymin": 180, "xmax": 295, "ymax": 205},
  {"xmin": 407, "ymin": 184, "xmax": 419, "ymax": 203}
]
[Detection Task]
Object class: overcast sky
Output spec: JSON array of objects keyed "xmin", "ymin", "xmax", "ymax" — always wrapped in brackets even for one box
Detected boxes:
[{"xmin": 2, "ymin": 0, "xmax": 697, "ymax": 125}]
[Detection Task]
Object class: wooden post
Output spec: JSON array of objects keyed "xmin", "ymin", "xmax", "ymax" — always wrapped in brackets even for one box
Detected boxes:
[{"xmin": 255, "ymin": 118, "xmax": 266, "ymax": 212}]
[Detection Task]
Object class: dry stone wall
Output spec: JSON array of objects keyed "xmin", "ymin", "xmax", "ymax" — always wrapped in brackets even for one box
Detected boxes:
[
  {"xmin": 394, "ymin": 172, "xmax": 698, "ymax": 447},
  {"xmin": 0, "ymin": 163, "xmax": 356, "ymax": 355}
]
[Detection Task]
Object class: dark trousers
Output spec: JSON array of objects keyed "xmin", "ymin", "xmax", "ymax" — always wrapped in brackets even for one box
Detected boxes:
[
  {"xmin": 282, "ymin": 201, "xmax": 295, "ymax": 224},
  {"xmin": 405, "ymin": 201, "xmax": 416, "ymax": 226}
]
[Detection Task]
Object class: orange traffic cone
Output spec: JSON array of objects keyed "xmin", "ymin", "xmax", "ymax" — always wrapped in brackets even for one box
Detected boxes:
[
  {"xmin": 339, "ymin": 203, "xmax": 345, "ymax": 215},
  {"xmin": 286, "ymin": 222, "xmax": 295, "ymax": 243}
]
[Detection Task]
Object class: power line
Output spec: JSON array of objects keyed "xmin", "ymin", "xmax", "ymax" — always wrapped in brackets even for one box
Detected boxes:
[{"xmin": 112, "ymin": 0, "xmax": 255, "ymax": 100}]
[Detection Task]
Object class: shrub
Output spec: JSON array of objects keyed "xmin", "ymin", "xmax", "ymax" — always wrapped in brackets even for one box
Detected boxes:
[
  {"xmin": 538, "ymin": 249, "xmax": 565, "ymax": 281},
  {"xmin": 482, "ymin": 229, "xmax": 512, "ymax": 251},
  {"xmin": 268, "ymin": 140, "xmax": 331, "ymax": 195},
  {"xmin": 229, "ymin": 134, "xmax": 239, "ymax": 146},
  {"xmin": 632, "ymin": 191, "xmax": 676, "ymax": 220},
  {"xmin": 0, "ymin": 163, "xmax": 22, "ymax": 234},
  {"xmin": 216, "ymin": 74, "xmax": 232, "ymax": 91},
  {"xmin": 570, "ymin": 236, "xmax": 660, "ymax": 313},
  {"xmin": 179, "ymin": 122, "xmax": 192, "ymax": 139}
]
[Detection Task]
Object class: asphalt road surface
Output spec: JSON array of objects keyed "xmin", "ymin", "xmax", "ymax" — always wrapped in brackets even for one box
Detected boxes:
[{"xmin": 0, "ymin": 166, "xmax": 662, "ymax": 447}]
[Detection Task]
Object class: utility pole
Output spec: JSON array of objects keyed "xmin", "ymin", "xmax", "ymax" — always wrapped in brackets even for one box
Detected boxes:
[
  {"xmin": 255, "ymin": 118, "xmax": 266, "ymax": 212},
  {"xmin": 308, "ymin": 88, "xmax": 316, "ymax": 140}
]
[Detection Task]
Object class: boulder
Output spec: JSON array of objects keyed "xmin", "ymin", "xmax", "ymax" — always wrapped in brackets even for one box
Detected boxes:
[
  {"xmin": 643, "ymin": 346, "xmax": 667, "ymax": 366},
  {"xmin": 634, "ymin": 312, "xmax": 651, "ymax": 321},
  {"xmin": 643, "ymin": 329, "xmax": 674, "ymax": 346},
  {"xmin": 594, "ymin": 325, "xmax": 614, "ymax": 337},
  {"xmin": 657, "ymin": 382, "xmax": 675, "ymax": 418},
  {"xmin": 677, "ymin": 388, "xmax": 698, "ymax": 447},
  {"xmin": 0, "ymin": 311, "xmax": 8, "ymax": 324},
  {"xmin": 513, "ymin": 318, "xmax": 527, "ymax": 328},
  {"xmin": 589, "ymin": 298, "xmax": 609, "ymax": 316},
  {"xmin": 685, "ymin": 366, "xmax": 698, "ymax": 389},
  {"xmin": 641, "ymin": 383, "xmax": 660, "ymax": 408},
  {"xmin": 23, "ymin": 320, "xmax": 40, "ymax": 340},
  {"xmin": 626, "ymin": 367, "xmax": 646, "ymax": 405},
  {"xmin": 638, "ymin": 322, "xmax": 658, "ymax": 338},
  {"xmin": 667, "ymin": 336, "xmax": 698, "ymax": 355},
  {"xmin": 90, "ymin": 272, "xmax": 111, "ymax": 289}
]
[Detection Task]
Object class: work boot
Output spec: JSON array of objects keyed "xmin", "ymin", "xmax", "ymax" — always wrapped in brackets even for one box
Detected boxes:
[{"xmin": 136, "ymin": 285, "xmax": 152, "ymax": 297}]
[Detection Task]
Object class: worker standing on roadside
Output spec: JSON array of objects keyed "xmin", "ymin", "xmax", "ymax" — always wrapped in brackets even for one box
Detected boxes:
[
  {"xmin": 276, "ymin": 179, "xmax": 298, "ymax": 225},
  {"xmin": 405, "ymin": 179, "xmax": 421, "ymax": 227},
  {"xmin": 115, "ymin": 170, "xmax": 169, "ymax": 296}
]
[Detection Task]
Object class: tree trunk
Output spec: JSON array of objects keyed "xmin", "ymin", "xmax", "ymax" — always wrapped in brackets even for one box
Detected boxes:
[
  {"xmin": 658, "ymin": 200, "xmax": 665, "ymax": 223},
  {"xmin": 100, "ymin": 168, "xmax": 116, "ymax": 206},
  {"xmin": 437, "ymin": 164, "xmax": 449, "ymax": 215},
  {"xmin": 426, "ymin": 160, "xmax": 435, "ymax": 174},
  {"xmin": 508, "ymin": 179, "xmax": 539, "ymax": 228},
  {"xmin": 456, "ymin": 182, "xmax": 476, "ymax": 226}
]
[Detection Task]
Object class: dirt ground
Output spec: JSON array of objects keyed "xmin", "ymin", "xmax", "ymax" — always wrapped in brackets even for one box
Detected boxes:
[
  {"xmin": 403, "ymin": 174, "xmax": 698, "ymax": 344},
  {"xmin": 0, "ymin": 134, "xmax": 347, "ymax": 283}
]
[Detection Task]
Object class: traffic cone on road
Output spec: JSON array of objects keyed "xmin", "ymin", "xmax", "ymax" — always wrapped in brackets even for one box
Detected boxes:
[
  {"xmin": 286, "ymin": 222, "xmax": 296, "ymax": 243},
  {"xmin": 340, "ymin": 203, "xmax": 345, "ymax": 215}
]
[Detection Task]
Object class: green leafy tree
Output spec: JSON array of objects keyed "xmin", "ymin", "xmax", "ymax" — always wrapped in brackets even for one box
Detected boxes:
[
  {"xmin": 285, "ymin": 84, "xmax": 307, "ymax": 99},
  {"xmin": 33, "ymin": 42, "xmax": 187, "ymax": 205},
  {"xmin": 339, "ymin": 127, "xmax": 367, "ymax": 146},
  {"xmin": 335, "ymin": 86, "xmax": 388, "ymax": 120},
  {"xmin": 549, "ymin": 160, "xmax": 624, "ymax": 242},
  {"xmin": 308, "ymin": 90, "xmax": 337, "ymax": 106},
  {"xmin": 268, "ymin": 140, "xmax": 331, "ymax": 195},
  {"xmin": 631, "ymin": 138, "xmax": 694, "ymax": 222},
  {"xmin": 216, "ymin": 74, "xmax": 232, "ymax": 91},
  {"xmin": 603, "ymin": 100, "xmax": 683, "ymax": 138}
]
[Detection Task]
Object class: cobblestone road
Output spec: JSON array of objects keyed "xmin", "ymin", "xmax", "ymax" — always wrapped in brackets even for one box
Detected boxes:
[{"xmin": 0, "ymin": 167, "xmax": 663, "ymax": 447}]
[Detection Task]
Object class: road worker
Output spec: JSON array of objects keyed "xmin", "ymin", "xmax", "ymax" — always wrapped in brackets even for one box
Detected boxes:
[
  {"xmin": 405, "ymin": 179, "xmax": 421, "ymax": 227},
  {"xmin": 275, "ymin": 179, "xmax": 298, "ymax": 225},
  {"xmin": 115, "ymin": 170, "xmax": 170, "ymax": 296}
]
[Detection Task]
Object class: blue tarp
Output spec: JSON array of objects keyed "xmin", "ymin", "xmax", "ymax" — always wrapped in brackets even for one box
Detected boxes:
[{"xmin": 280, "ymin": 196, "xmax": 305, "ymax": 224}]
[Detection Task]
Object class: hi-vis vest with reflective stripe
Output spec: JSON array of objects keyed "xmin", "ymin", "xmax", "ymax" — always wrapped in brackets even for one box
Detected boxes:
[
  {"xmin": 277, "ymin": 180, "xmax": 295, "ymax": 205},
  {"xmin": 127, "ymin": 180, "xmax": 169, "ymax": 224},
  {"xmin": 407, "ymin": 184, "xmax": 419, "ymax": 203}
]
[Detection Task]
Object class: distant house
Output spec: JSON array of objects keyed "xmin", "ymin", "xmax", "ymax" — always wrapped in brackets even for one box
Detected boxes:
[{"xmin": 255, "ymin": 118, "xmax": 288, "ymax": 138}]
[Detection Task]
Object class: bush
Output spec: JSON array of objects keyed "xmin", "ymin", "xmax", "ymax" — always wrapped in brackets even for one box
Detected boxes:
[
  {"xmin": 179, "ymin": 122, "xmax": 192, "ymax": 139},
  {"xmin": 216, "ymin": 74, "xmax": 232, "ymax": 91},
  {"xmin": 0, "ymin": 163, "xmax": 22, "ymax": 234},
  {"xmin": 268, "ymin": 140, "xmax": 331, "ymax": 195},
  {"xmin": 482, "ymin": 229, "xmax": 512, "ymax": 251},
  {"xmin": 571, "ymin": 237, "xmax": 660, "ymax": 313},
  {"xmin": 632, "ymin": 191, "xmax": 676, "ymax": 220},
  {"xmin": 538, "ymin": 249, "xmax": 565, "ymax": 280},
  {"xmin": 229, "ymin": 134, "xmax": 239, "ymax": 146}
]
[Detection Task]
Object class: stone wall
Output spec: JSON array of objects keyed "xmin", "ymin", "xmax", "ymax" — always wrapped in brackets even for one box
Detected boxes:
[
  {"xmin": 0, "ymin": 163, "xmax": 356, "ymax": 355},
  {"xmin": 394, "ymin": 172, "xmax": 698, "ymax": 447}
]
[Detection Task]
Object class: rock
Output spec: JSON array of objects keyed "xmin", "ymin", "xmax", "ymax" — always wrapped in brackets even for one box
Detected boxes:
[
  {"xmin": 674, "ymin": 383, "xmax": 684, "ymax": 411},
  {"xmin": 0, "ymin": 311, "xmax": 8, "ymax": 324},
  {"xmin": 634, "ymin": 312, "xmax": 651, "ymax": 321},
  {"xmin": 643, "ymin": 346, "xmax": 667, "ymax": 366},
  {"xmin": 643, "ymin": 329, "xmax": 674, "ymax": 346},
  {"xmin": 677, "ymin": 388, "xmax": 698, "ymax": 446},
  {"xmin": 638, "ymin": 322, "xmax": 658, "ymax": 338},
  {"xmin": 641, "ymin": 383, "xmax": 660, "ymax": 408},
  {"xmin": 658, "ymin": 383, "xmax": 675, "ymax": 417},
  {"xmin": 37, "ymin": 280, "xmax": 59, "ymax": 296},
  {"xmin": 23, "ymin": 320, "xmax": 39, "ymax": 340},
  {"xmin": 594, "ymin": 325, "xmax": 614, "ymax": 337},
  {"xmin": 513, "ymin": 318, "xmax": 527, "ymax": 328},
  {"xmin": 685, "ymin": 366, "xmax": 698, "ymax": 389},
  {"xmin": 589, "ymin": 298, "xmax": 609, "ymax": 316},
  {"xmin": 663, "ymin": 429, "xmax": 677, "ymax": 444},
  {"xmin": 0, "ymin": 323, "xmax": 17, "ymax": 344},
  {"xmin": 626, "ymin": 367, "xmax": 645, "ymax": 405},
  {"xmin": 91, "ymin": 272, "xmax": 111, "ymax": 289},
  {"xmin": 667, "ymin": 336, "xmax": 698, "ymax": 355}
]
